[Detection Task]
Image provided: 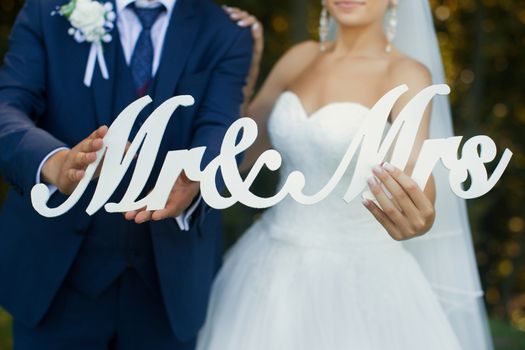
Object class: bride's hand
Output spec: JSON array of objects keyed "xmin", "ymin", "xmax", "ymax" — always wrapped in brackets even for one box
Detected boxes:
[
  {"xmin": 363, "ymin": 162, "xmax": 436, "ymax": 241},
  {"xmin": 223, "ymin": 5, "xmax": 264, "ymax": 115}
]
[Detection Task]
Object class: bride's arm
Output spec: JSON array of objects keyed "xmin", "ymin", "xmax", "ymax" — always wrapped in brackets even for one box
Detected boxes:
[
  {"xmin": 239, "ymin": 42, "xmax": 320, "ymax": 171},
  {"xmin": 224, "ymin": 7, "xmax": 319, "ymax": 172},
  {"xmin": 388, "ymin": 59, "xmax": 436, "ymax": 204},
  {"xmin": 363, "ymin": 59, "xmax": 437, "ymax": 241}
]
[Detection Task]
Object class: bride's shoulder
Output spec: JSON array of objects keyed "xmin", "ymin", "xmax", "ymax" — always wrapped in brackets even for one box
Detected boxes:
[
  {"xmin": 266, "ymin": 40, "xmax": 321, "ymax": 87},
  {"xmin": 278, "ymin": 40, "xmax": 320, "ymax": 67},
  {"xmin": 386, "ymin": 53, "xmax": 432, "ymax": 89},
  {"xmin": 285, "ymin": 40, "xmax": 320, "ymax": 56}
]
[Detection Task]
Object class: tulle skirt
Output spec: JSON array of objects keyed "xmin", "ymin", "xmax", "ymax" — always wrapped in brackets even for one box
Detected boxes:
[{"xmin": 197, "ymin": 218, "xmax": 463, "ymax": 350}]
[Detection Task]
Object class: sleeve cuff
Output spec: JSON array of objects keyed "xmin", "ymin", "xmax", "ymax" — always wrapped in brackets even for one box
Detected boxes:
[
  {"xmin": 35, "ymin": 147, "xmax": 69, "ymax": 197},
  {"xmin": 174, "ymin": 195, "xmax": 202, "ymax": 231}
]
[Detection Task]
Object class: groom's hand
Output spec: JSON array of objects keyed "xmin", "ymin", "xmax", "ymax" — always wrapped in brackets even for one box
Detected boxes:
[
  {"xmin": 41, "ymin": 125, "xmax": 108, "ymax": 195},
  {"xmin": 124, "ymin": 171, "xmax": 200, "ymax": 224}
]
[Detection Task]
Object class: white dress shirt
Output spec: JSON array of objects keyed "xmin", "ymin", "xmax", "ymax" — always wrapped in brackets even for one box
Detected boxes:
[{"xmin": 37, "ymin": 0, "xmax": 198, "ymax": 230}]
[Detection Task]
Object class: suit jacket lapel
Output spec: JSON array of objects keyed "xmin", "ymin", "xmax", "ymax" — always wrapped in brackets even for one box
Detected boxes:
[
  {"xmin": 152, "ymin": 0, "xmax": 200, "ymax": 109},
  {"xmin": 91, "ymin": 0, "xmax": 118, "ymax": 127}
]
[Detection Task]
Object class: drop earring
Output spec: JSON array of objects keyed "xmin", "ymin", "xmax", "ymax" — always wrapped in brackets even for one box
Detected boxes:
[
  {"xmin": 385, "ymin": 1, "xmax": 398, "ymax": 53},
  {"xmin": 319, "ymin": 0, "xmax": 329, "ymax": 52}
]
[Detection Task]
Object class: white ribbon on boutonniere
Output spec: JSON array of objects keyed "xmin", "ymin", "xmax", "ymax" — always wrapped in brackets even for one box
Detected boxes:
[{"xmin": 52, "ymin": 0, "xmax": 116, "ymax": 87}]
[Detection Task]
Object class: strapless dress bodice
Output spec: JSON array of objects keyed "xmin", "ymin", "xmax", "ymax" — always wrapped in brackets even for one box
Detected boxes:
[{"xmin": 259, "ymin": 91, "xmax": 397, "ymax": 249}]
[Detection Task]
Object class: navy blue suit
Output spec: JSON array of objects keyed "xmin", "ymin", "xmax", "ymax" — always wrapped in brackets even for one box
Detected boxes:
[{"xmin": 0, "ymin": 0, "xmax": 252, "ymax": 348}]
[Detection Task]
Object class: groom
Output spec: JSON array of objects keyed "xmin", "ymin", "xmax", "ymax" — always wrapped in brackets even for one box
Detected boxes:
[{"xmin": 0, "ymin": 0, "xmax": 253, "ymax": 348}]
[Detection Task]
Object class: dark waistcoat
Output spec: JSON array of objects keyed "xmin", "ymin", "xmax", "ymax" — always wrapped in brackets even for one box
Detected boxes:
[{"xmin": 66, "ymin": 42, "xmax": 161, "ymax": 298}]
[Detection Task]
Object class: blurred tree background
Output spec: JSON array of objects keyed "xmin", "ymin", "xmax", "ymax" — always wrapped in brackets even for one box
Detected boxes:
[{"xmin": 0, "ymin": 0, "xmax": 525, "ymax": 349}]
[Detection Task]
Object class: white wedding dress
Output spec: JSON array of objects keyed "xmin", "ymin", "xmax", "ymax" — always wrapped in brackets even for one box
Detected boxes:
[{"xmin": 196, "ymin": 91, "xmax": 463, "ymax": 350}]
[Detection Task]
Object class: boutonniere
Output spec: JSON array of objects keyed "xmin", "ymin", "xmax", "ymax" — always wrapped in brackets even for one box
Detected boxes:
[{"xmin": 52, "ymin": 0, "xmax": 116, "ymax": 87}]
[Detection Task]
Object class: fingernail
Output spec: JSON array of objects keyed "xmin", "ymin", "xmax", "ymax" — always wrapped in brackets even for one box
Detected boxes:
[
  {"xmin": 230, "ymin": 13, "xmax": 240, "ymax": 19},
  {"xmin": 382, "ymin": 162, "xmax": 395, "ymax": 172},
  {"xmin": 252, "ymin": 22, "xmax": 259, "ymax": 30},
  {"xmin": 367, "ymin": 177, "xmax": 378, "ymax": 187},
  {"xmin": 237, "ymin": 20, "xmax": 245, "ymax": 26},
  {"xmin": 372, "ymin": 165, "xmax": 384, "ymax": 174}
]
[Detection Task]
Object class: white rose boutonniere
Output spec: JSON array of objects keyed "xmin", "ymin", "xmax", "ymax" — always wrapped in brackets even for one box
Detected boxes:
[{"xmin": 53, "ymin": 0, "xmax": 116, "ymax": 87}]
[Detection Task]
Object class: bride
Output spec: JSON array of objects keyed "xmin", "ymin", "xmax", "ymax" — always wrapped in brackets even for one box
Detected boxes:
[{"xmin": 197, "ymin": 0, "xmax": 493, "ymax": 349}]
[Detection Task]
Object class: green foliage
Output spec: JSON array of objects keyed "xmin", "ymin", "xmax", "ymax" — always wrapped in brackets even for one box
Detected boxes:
[
  {"xmin": 491, "ymin": 318, "xmax": 525, "ymax": 350},
  {"xmin": 57, "ymin": 0, "xmax": 78, "ymax": 18},
  {"xmin": 0, "ymin": 308, "xmax": 12, "ymax": 350}
]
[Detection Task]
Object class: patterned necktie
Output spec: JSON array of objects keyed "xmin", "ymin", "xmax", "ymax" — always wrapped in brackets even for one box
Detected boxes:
[{"xmin": 129, "ymin": 3, "xmax": 166, "ymax": 95}]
